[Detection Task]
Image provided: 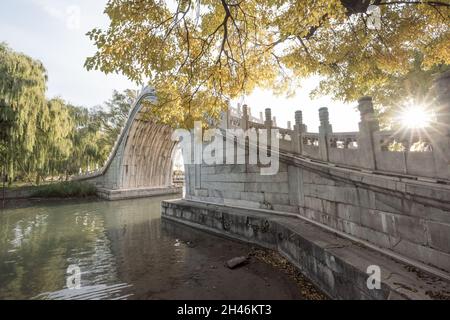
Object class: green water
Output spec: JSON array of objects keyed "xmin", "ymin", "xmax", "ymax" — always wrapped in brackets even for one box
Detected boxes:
[
  {"xmin": 0, "ymin": 196, "xmax": 181, "ymax": 300},
  {"xmin": 0, "ymin": 196, "xmax": 305, "ymax": 300}
]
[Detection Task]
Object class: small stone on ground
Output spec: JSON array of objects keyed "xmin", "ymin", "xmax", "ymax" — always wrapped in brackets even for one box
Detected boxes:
[{"xmin": 226, "ymin": 256, "xmax": 249, "ymax": 269}]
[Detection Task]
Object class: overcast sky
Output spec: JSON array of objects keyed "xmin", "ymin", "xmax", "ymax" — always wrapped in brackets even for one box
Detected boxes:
[{"xmin": 0, "ymin": 0, "xmax": 360, "ymax": 132}]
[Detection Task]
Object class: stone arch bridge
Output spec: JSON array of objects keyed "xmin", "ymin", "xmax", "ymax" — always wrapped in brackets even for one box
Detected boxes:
[
  {"xmin": 79, "ymin": 72, "xmax": 450, "ymax": 299},
  {"xmin": 76, "ymin": 87, "xmax": 181, "ymax": 200}
]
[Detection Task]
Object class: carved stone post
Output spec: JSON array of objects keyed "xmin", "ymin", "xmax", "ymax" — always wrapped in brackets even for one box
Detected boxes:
[
  {"xmin": 265, "ymin": 108, "xmax": 273, "ymax": 127},
  {"xmin": 241, "ymin": 104, "xmax": 249, "ymax": 131},
  {"xmin": 319, "ymin": 107, "xmax": 332, "ymax": 161},
  {"xmin": 264, "ymin": 108, "xmax": 273, "ymax": 152},
  {"xmin": 431, "ymin": 71, "xmax": 450, "ymax": 179},
  {"xmin": 240, "ymin": 105, "xmax": 250, "ymax": 163},
  {"xmin": 292, "ymin": 110, "xmax": 304, "ymax": 154},
  {"xmin": 357, "ymin": 96, "xmax": 379, "ymax": 170},
  {"xmin": 289, "ymin": 110, "xmax": 306, "ymax": 207}
]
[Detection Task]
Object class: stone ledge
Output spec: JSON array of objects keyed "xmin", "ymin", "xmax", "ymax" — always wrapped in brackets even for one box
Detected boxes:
[
  {"xmin": 161, "ymin": 199, "xmax": 450, "ymax": 300},
  {"xmin": 97, "ymin": 186, "xmax": 182, "ymax": 201},
  {"xmin": 280, "ymin": 152, "xmax": 450, "ymax": 204}
]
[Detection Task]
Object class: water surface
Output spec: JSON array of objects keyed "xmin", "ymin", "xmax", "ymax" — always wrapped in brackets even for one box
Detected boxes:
[{"xmin": 0, "ymin": 196, "xmax": 304, "ymax": 300}]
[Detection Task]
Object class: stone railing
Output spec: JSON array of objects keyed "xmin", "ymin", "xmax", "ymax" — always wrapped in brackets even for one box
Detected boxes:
[
  {"xmin": 221, "ymin": 71, "xmax": 450, "ymax": 182},
  {"xmin": 229, "ymin": 104, "xmax": 264, "ymax": 124}
]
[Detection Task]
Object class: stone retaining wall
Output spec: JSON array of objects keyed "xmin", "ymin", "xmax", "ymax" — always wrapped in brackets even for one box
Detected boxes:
[
  {"xmin": 185, "ymin": 159, "xmax": 450, "ymax": 274},
  {"xmin": 162, "ymin": 199, "xmax": 450, "ymax": 300}
]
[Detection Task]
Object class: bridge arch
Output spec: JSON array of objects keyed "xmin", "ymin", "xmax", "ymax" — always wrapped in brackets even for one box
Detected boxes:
[{"xmin": 78, "ymin": 87, "xmax": 181, "ymax": 198}]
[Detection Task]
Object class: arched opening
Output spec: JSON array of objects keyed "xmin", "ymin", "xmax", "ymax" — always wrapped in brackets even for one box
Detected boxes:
[
  {"xmin": 171, "ymin": 145, "xmax": 185, "ymax": 195},
  {"xmin": 78, "ymin": 87, "xmax": 183, "ymax": 199},
  {"xmin": 119, "ymin": 121, "xmax": 176, "ymax": 189}
]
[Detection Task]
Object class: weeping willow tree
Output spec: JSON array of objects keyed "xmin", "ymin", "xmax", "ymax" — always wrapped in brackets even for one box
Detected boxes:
[
  {"xmin": 0, "ymin": 43, "xmax": 136, "ymax": 185},
  {"xmin": 0, "ymin": 43, "xmax": 48, "ymax": 184},
  {"xmin": 63, "ymin": 91, "xmax": 134, "ymax": 177},
  {"xmin": 0, "ymin": 44, "xmax": 90, "ymax": 184},
  {"xmin": 32, "ymin": 99, "xmax": 74, "ymax": 183},
  {"xmin": 65, "ymin": 105, "xmax": 108, "ymax": 175}
]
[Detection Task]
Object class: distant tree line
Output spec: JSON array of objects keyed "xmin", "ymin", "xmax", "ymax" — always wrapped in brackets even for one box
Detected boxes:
[{"xmin": 0, "ymin": 43, "xmax": 135, "ymax": 186}]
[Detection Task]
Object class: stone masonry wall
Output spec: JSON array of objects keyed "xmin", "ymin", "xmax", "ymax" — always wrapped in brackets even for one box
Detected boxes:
[{"xmin": 185, "ymin": 160, "xmax": 450, "ymax": 273}]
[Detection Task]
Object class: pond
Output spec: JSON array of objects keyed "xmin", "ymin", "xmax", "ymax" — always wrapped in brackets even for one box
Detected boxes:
[{"xmin": 0, "ymin": 196, "xmax": 308, "ymax": 300}]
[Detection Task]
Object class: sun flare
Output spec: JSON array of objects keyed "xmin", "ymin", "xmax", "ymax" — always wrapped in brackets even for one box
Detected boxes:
[{"xmin": 399, "ymin": 105, "xmax": 432, "ymax": 129}]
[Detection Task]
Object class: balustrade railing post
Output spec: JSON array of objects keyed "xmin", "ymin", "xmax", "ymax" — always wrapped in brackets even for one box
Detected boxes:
[
  {"xmin": 264, "ymin": 108, "xmax": 273, "ymax": 152},
  {"xmin": 240, "ymin": 105, "xmax": 250, "ymax": 163},
  {"xmin": 241, "ymin": 104, "xmax": 249, "ymax": 131},
  {"xmin": 432, "ymin": 71, "xmax": 450, "ymax": 179},
  {"xmin": 289, "ymin": 111, "xmax": 307, "ymax": 208},
  {"xmin": 357, "ymin": 96, "xmax": 379, "ymax": 170},
  {"xmin": 293, "ymin": 110, "xmax": 304, "ymax": 154},
  {"xmin": 318, "ymin": 107, "xmax": 332, "ymax": 161}
]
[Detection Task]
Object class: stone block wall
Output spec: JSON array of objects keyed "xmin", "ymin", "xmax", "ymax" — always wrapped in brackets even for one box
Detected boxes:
[
  {"xmin": 186, "ymin": 163, "xmax": 292, "ymax": 212},
  {"xmin": 296, "ymin": 166, "xmax": 450, "ymax": 272},
  {"xmin": 185, "ymin": 159, "xmax": 450, "ymax": 273}
]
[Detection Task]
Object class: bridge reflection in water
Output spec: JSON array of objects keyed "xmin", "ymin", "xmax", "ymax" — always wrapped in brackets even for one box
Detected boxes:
[{"xmin": 0, "ymin": 197, "xmax": 307, "ymax": 300}]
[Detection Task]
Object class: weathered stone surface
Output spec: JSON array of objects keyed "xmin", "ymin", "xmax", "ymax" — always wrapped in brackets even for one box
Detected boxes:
[
  {"xmin": 209, "ymin": 189, "xmax": 241, "ymax": 200},
  {"xmin": 264, "ymin": 192, "xmax": 291, "ymax": 206},
  {"xmin": 389, "ymin": 237, "xmax": 450, "ymax": 272},
  {"xmin": 395, "ymin": 215, "xmax": 427, "ymax": 245},
  {"xmin": 360, "ymin": 209, "xmax": 395, "ymax": 234},
  {"xmin": 202, "ymin": 181, "xmax": 246, "ymax": 192},
  {"xmin": 374, "ymin": 193, "xmax": 403, "ymax": 214},
  {"xmin": 185, "ymin": 156, "xmax": 450, "ymax": 273},
  {"xmin": 194, "ymin": 189, "xmax": 209, "ymax": 197},
  {"xmin": 304, "ymin": 196, "xmax": 324, "ymax": 212},
  {"xmin": 240, "ymin": 191, "xmax": 265, "ymax": 202},
  {"xmin": 244, "ymin": 182, "xmax": 289, "ymax": 193},
  {"xmin": 97, "ymin": 186, "xmax": 181, "ymax": 201},
  {"xmin": 201, "ymin": 166, "xmax": 216, "ymax": 175},
  {"xmin": 322, "ymin": 199, "xmax": 337, "ymax": 216},
  {"xmin": 404, "ymin": 201, "xmax": 450, "ymax": 223},
  {"xmin": 427, "ymin": 221, "xmax": 450, "ymax": 254},
  {"xmin": 162, "ymin": 199, "xmax": 450, "ymax": 300},
  {"xmin": 337, "ymin": 203, "xmax": 363, "ymax": 224}
]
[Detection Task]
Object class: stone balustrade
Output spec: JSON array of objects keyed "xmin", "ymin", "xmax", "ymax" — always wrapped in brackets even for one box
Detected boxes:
[{"xmin": 221, "ymin": 71, "xmax": 450, "ymax": 182}]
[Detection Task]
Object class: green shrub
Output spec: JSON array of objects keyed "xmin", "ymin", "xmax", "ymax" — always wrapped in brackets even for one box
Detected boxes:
[{"xmin": 31, "ymin": 182, "xmax": 97, "ymax": 198}]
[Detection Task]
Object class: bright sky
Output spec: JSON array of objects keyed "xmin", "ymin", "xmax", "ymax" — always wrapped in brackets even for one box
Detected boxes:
[{"xmin": 0, "ymin": 0, "xmax": 360, "ymax": 132}]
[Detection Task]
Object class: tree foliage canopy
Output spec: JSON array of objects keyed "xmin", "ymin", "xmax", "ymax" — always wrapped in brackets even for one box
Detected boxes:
[
  {"xmin": 0, "ymin": 42, "xmax": 48, "ymax": 181},
  {"xmin": 86, "ymin": 0, "xmax": 450, "ymax": 127}
]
